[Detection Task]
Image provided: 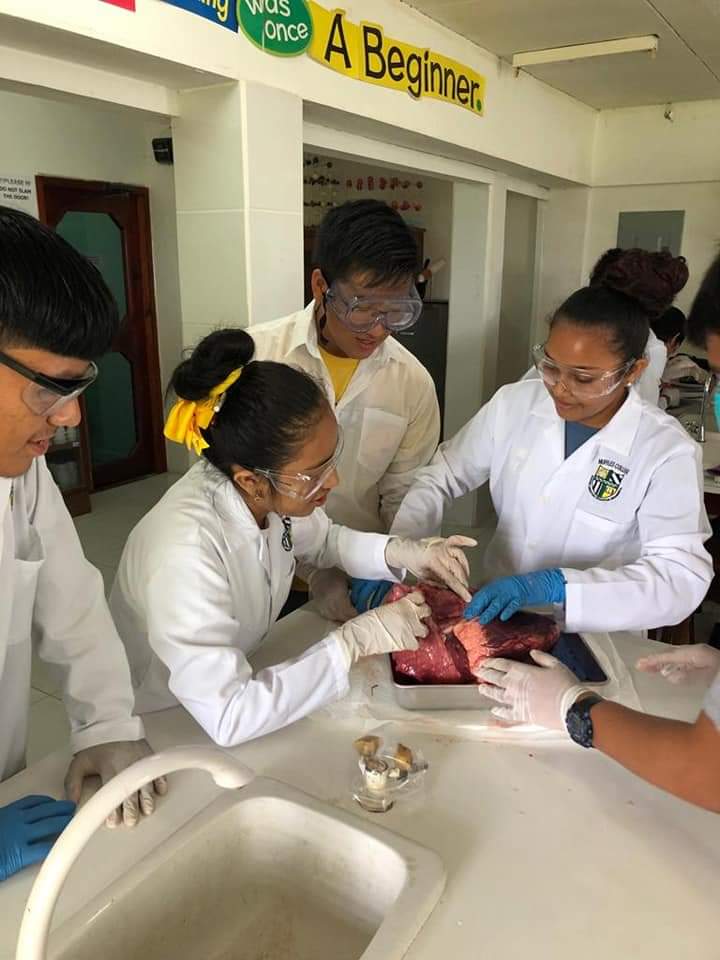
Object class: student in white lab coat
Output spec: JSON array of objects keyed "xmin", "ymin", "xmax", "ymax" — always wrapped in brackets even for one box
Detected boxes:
[
  {"xmin": 110, "ymin": 329, "xmax": 472, "ymax": 748},
  {"xmin": 476, "ymin": 251, "xmax": 720, "ymax": 810},
  {"xmin": 248, "ymin": 200, "xmax": 440, "ymax": 621},
  {"xmin": 0, "ymin": 208, "xmax": 165, "ymax": 883},
  {"xmin": 388, "ymin": 247, "xmax": 711, "ymax": 635}
]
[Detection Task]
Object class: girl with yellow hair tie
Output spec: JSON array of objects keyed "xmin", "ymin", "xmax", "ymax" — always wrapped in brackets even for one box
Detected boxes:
[{"xmin": 110, "ymin": 329, "xmax": 474, "ymax": 746}]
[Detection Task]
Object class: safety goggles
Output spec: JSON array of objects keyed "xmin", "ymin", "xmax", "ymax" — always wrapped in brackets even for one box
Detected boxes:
[
  {"xmin": 254, "ymin": 429, "xmax": 344, "ymax": 502},
  {"xmin": 325, "ymin": 283, "xmax": 423, "ymax": 334},
  {"xmin": 0, "ymin": 351, "xmax": 98, "ymax": 416},
  {"xmin": 532, "ymin": 344, "xmax": 635, "ymax": 400}
]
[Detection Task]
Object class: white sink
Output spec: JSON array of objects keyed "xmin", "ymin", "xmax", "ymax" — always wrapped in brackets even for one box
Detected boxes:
[{"xmin": 46, "ymin": 778, "xmax": 445, "ymax": 960}]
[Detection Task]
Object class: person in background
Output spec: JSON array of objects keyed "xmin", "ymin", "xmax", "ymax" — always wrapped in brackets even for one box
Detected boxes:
[
  {"xmin": 0, "ymin": 208, "xmax": 165, "ymax": 884},
  {"xmin": 248, "ymin": 200, "xmax": 440, "ymax": 621},
  {"xmin": 652, "ymin": 306, "xmax": 707, "ymax": 405},
  {"xmin": 388, "ymin": 249, "xmax": 711, "ymax": 637},
  {"xmin": 110, "ymin": 330, "xmax": 472, "ymax": 748},
  {"xmin": 590, "ymin": 248, "xmax": 688, "ymax": 406},
  {"xmin": 475, "ymin": 248, "xmax": 720, "ymax": 814}
]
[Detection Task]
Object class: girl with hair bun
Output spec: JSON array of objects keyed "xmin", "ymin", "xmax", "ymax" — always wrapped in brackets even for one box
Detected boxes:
[
  {"xmin": 109, "ymin": 329, "xmax": 474, "ymax": 747},
  {"xmin": 389, "ymin": 248, "xmax": 711, "ymax": 647}
]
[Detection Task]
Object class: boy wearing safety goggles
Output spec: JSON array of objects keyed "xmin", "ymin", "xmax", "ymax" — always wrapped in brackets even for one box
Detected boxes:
[
  {"xmin": 0, "ymin": 207, "xmax": 166, "ymax": 886},
  {"xmin": 249, "ymin": 200, "xmax": 440, "ymax": 621}
]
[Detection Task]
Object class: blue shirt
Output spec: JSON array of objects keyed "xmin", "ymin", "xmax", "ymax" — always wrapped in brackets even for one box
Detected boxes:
[{"xmin": 564, "ymin": 421, "xmax": 599, "ymax": 459}]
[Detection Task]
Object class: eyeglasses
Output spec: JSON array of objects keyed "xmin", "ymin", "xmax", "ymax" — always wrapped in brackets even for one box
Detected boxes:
[
  {"xmin": 325, "ymin": 283, "xmax": 423, "ymax": 334},
  {"xmin": 532, "ymin": 344, "xmax": 635, "ymax": 400},
  {"xmin": 253, "ymin": 429, "xmax": 344, "ymax": 502},
  {"xmin": 0, "ymin": 351, "xmax": 98, "ymax": 416}
]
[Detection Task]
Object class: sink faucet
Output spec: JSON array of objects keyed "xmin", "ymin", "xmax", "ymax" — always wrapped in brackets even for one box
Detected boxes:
[
  {"xmin": 15, "ymin": 746, "xmax": 254, "ymax": 960},
  {"xmin": 698, "ymin": 373, "xmax": 714, "ymax": 443}
]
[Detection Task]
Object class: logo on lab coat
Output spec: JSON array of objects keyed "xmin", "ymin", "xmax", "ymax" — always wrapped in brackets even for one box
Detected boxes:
[{"xmin": 588, "ymin": 460, "xmax": 627, "ymax": 502}]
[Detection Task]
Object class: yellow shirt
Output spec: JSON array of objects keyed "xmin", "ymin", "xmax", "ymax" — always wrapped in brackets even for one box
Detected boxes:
[{"xmin": 319, "ymin": 346, "xmax": 360, "ymax": 404}]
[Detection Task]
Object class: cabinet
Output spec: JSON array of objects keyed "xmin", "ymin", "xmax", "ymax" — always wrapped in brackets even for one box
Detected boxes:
[{"xmin": 393, "ymin": 300, "xmax": 449, "ymax": 436}]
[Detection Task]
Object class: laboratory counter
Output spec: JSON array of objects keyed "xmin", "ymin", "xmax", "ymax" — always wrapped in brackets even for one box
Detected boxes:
[{"xmin": 0, "ymin": 609, "xmax": 718, "ymax": 959}]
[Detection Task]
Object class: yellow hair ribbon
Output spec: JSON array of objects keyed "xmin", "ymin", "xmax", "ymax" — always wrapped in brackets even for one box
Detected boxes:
[{"xmin": 164, "ymin": 367, "xmax": 243, "ymax": 456}]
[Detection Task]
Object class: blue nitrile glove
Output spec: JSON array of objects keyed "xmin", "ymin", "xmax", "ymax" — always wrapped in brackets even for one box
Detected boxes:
[
  {"xmin": 463, "ymin": 569, "xmax": 566, "ymax": 625},
  {"xmin": 0, "ymin": 795, "xmax": 75, "ymax": 882},
  {"xmin": 350, "ymin": 578, "xmax": 393, "ymax": 613},
  {"xmin": 714, "ymin": 389, "xmax": 720, "ymax": 431}
]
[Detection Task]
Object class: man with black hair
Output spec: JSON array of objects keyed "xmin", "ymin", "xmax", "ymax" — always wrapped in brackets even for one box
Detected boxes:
[
  {"xmin": 249, "ymin": 200, "xmax": 441, "ymax": 621},
  {"xmin": 0, "ymin": 207, "xmax": 165, "ymax": 883}
]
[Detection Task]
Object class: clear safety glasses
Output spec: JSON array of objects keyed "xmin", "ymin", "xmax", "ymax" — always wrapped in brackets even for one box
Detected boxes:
[
  {"xmin": 325, "ymin": 283, "xmax": 423, "ymax": 334},
  {"xmin": 254, "ymin": 429, "xmax": 344, "ymax": 502},
  {"xmin": 0, "ymin": 351, "xmax": 98, "ymax": 416},
  {"xmin": 532, "ymin": 344, "xmax": 635, "ymax": 400}
]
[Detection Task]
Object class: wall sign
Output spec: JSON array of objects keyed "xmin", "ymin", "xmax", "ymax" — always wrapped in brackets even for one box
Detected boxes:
[
  {"xmin": 235, "ymin": 0, "xmax": 485, "ymax": 115},
  {"xmin": 163, "ymin": 0, "xmax": 239, "ymax": 31},
  {"xmin": 308, "ymin": 4, "xmax": 484, "ymax": 115},
  {"xmin": 0, "ymin": 175, "xmax": 38, "ymax": 217},
  {"xmin": 239, "ymin": 0, "xmax": 312, "ymax": 55}
]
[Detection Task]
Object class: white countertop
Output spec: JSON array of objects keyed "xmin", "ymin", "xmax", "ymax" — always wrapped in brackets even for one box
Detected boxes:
[{"xmin": 1, "ymin": 612, "xmax": 718, "ymax": 960}]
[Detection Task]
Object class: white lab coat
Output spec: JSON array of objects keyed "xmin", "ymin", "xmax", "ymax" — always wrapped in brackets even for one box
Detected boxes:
[
  {"xmin": 635, "ymin": 329, "xmax": 666, "ymax": 406},
  {"xmin": 390, "ymin": 380, "xmax": 712, "ymax": 634},
  {"xmin": 0, "ymin": 459, "xmax": 143, "ymax": 782},
  {"xmin": 110, "ymin": 463, "xmax": 397, "ymax": 747},
  {"xmin": 248, "ymin": 303, "xmax": 440, "ymax": 533}
]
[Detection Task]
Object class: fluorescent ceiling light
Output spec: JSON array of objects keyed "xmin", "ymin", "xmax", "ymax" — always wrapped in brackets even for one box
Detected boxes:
[{"xmin": 512, "ymin": 35, "xmax": 659, "ymax": 69}]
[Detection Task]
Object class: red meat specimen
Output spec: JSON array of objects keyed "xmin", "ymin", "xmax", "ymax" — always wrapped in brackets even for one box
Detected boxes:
[
  {"xmin": 387, "ymin": 582, "xmax": 559, "ymax": 685},
  {"xmin": 453, "ymin": 613, "xmax": 559, "ymax": 675}
]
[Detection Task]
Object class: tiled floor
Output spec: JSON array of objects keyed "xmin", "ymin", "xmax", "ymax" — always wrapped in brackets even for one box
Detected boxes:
[{"xmin": 27, "ymin": 473, "xmax": 178, "ymax": 765}]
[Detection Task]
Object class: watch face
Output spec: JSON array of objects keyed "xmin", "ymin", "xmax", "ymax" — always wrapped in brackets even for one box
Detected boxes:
[
  {"xmin": 566, "ymin": 699, "xmax": 597, "ymax": 748},
  {"xmin": 567, "ymin": 710, "xmax": 587, "ymax": 743}
]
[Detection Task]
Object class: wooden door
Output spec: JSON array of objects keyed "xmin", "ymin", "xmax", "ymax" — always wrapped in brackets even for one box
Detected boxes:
[{"xmin": 37, "ymin": 177, "xmax": 166, "ymax": 488}]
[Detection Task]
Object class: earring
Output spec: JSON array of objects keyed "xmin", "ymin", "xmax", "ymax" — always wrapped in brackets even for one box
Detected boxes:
[{"xmin": 254, "ymin": 493, "xmax": 263, "ymax": 502}]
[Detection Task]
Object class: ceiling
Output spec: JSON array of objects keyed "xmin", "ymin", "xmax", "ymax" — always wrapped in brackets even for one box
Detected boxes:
[{"xmin": 401, "ymin": 0, "xmax": 720, "ymax": 109}]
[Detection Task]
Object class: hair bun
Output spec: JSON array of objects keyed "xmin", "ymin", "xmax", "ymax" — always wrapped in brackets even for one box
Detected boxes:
[
  {"xmin": 171, "ymin": 328, "xmax": 255, "ymax": 401},
  {"xmin": 589, "ymin": 248, "xmax": 688, "ymax": 319}
]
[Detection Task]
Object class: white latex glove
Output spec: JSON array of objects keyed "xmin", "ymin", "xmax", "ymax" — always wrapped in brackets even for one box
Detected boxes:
[
  {"xmin": 64, "ymin": 739, "xmax": 168, "ymax": 828},
  {"xmin": 636, "ymin": 644, "xmax": 720, "ymax": 685},
  {"xmin": 475, "ymin": 650, "xmax": 588, "ymax": 730},
  {"xmin": 385, "ymin": 535, "xmax": 477, "ymax": 602},
  {"xmin": 308, "ymin": 567, "xmax": 358, "ymax": 623},
  {"xmin": 334, "ymin": 591, "xmax": 430, "ymax": 668}
]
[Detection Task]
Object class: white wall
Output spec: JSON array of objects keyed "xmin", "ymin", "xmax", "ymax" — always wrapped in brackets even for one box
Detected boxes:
[
  {"xmin": 584, "ymin": 182, "xmax": 720, "ymax": 313},
  {"xmin": 535, "ymin": 186, "xmax": 591, "ymax": 342},
  {"xmin": 593, "ymin": 100, "xmax": 720, "ymax": 188},
  {"xmin": 0, "ymin": 0, "xmax": 597, "ymax": 186},
  {"xmin": 496, "ymin": 190, "xmax": 538, "ymax": 388},
  {"xmin": 0, "ymin": 87, "xmax": 184, "ymax": 472}
]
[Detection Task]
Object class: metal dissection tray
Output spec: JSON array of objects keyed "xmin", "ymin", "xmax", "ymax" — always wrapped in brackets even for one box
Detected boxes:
[{"xmin": 391, "ymin": 632, "xmax": 609, "ymax": 711}]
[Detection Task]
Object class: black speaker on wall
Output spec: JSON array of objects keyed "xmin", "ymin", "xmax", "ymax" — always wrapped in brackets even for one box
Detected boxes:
[{"xmin": 152, "ymin": 138, "xmax": 174, "ymax": 165}]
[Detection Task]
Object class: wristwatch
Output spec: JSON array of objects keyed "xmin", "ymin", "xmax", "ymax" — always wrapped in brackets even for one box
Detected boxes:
[{"xmin": 565, "ymin": 693, "xmax": 603, "ymax": 748}]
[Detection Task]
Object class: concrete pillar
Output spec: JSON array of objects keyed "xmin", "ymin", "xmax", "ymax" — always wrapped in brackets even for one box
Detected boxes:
[
  {"xmin": 172, "ymin": 80, "xmax": 303, "ymax": 351},
  {"xmin": 443, "ymin": 179, "xmax": 506, "ymax": 529}
]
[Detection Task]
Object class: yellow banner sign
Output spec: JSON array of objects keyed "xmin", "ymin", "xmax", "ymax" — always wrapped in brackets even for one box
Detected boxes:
[{"xmin": 307, "ymin": 3, "xmax": 485, "ymax": 116}]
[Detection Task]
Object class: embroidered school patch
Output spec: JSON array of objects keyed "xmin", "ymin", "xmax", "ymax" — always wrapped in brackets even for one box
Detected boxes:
[{"xmin": 588, "ymin": 459, "xmax": 628, "ymax": 502}]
